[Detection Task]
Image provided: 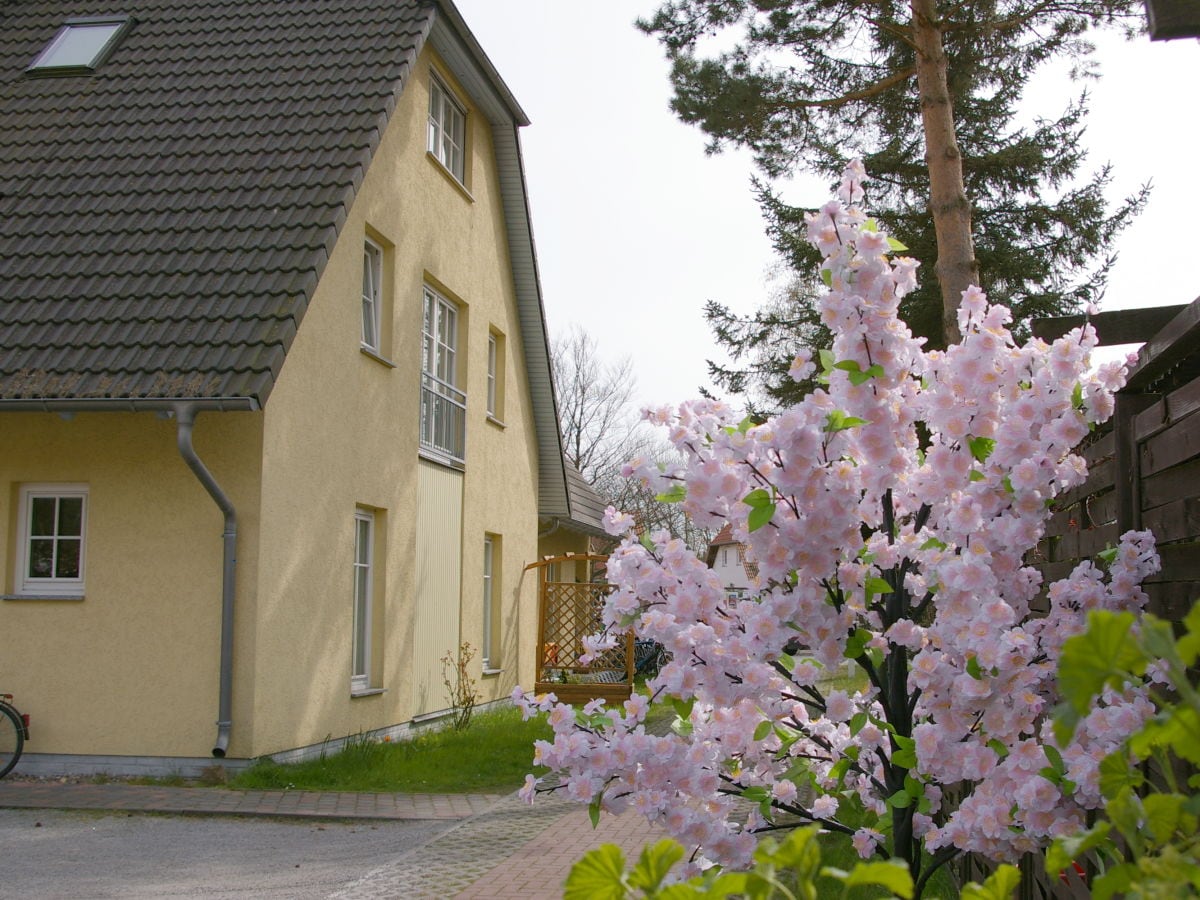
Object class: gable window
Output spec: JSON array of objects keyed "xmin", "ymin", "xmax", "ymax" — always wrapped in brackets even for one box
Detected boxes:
[
  {"xmin": 28, "ymin": 17, "xmax": 132, "ymax": 75},
  {"xmin": 361, "ymin": 239, "xmax": 383, "ymax": 352},
  {"xmin": 420, "ymin": 286, "xmax": 466, "ymax": 464},
  {"xmin": 352, "ymin": 509, "xmax": 374, "ymax": 693},
  {"xmin": 428, "ymin": 75, "xmax": 466, "ymax": 182},
  {"xmin": 16, "ymin": 484, "xmax": 87, "ymax": 597}
]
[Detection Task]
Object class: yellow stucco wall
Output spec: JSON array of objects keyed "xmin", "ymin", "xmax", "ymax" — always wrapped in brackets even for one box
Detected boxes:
[
  {"xmin": 1, "ymin": 46, "xmax": 545, "ymax": 763},
  {"xmin": 0, "ymin": 411, "xmax": 263, "ymax": 757},
  {"xmin": 243, "ymin": 46, "xmax": 542, "ymax": 756}
]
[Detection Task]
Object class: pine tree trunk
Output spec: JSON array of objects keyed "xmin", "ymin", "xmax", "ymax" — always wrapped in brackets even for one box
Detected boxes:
[{"xmin": 910, "ymin": 0, "xmax": 977, "ymax": 347}]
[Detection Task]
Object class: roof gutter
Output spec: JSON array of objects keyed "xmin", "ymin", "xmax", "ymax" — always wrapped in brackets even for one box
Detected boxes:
[
  {"xmin": 173, "ymin": 404, "xmax": 238, "ymax": 758},
  {"xmin": 0, "ymin": 397, "xmax": 258, "ymax": 414}
]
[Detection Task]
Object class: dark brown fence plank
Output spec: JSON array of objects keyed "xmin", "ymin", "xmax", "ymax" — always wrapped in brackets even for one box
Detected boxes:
[
  {"xmin": 1141, "ymin": 456, "xmax": 1200, "ymax": 513},
  {"xmin": 1152, "ymin": 543, "xmax": 1200, "ymax": 582},
  {"xmin": 1145, "ymin": 581, "xmax": 1200, "ymax": 620},
  {"xmin": 1134, "ymin": 375, "xmax": 1200, "ymax": 443},
  {"xmin": 1057, "ymin": 457, "xmax": 1116, "ymax": 508},
  {"xmin": 1140, "ymin": 411, "xmax": 1200, "ymax": 479},
  {"xmin": 1141, "ymin": 496, "xmax": 1200, "ymax": 546}
]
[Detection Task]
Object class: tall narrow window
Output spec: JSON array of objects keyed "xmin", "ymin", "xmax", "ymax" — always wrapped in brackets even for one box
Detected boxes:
[
  {"xmin": 428, "ymin": 75, "xmax": 466, "ymax": 182},
  {"xmin": 420, "ymin": 286, "xmax": 466, "ymax": 463},
  {"xmin": 486, "ymin": 333, "xmax": 497, "ymax": 418},
  {"xmin": 352, "ymin": 510, "xmax": 374, "ymax": 693},
  {"xmin": 482, "ymin": 535, "xmax": 496, "ymax": 670},
  {"xmin": 361, "ymin": 239, "xmax": 383, "ymax": 352},
  {"xmin": 17, "ymin": 485, "xmax": 88, "ymax": 596}
]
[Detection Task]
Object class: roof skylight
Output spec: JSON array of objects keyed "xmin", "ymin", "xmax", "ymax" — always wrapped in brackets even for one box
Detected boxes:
[{"xmin": 28, "ymin": 17, "xmax": 132, "ymax": 75}]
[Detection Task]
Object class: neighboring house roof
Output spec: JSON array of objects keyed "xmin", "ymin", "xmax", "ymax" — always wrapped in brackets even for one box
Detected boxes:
[
  {"xmin": 705, "ymin": 522, "xmax": 758, "ymax": 583},
  {"xmin": 0, "ymin": 0, "xmax": 571, "ymax": 515},
  {"xmin": 560, "ymin": 461, "xmax": 608, "ymax": 538}
]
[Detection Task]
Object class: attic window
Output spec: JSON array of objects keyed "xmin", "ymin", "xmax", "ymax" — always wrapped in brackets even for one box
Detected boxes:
[{"xmin": 28, "ymin": 17, "xmax": 132, "ymax": 75}]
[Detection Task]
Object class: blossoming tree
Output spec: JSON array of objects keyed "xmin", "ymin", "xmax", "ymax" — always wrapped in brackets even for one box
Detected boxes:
[{"xmin": 516, "ymin": 162, "xmax": 1160, "ymax": 895}]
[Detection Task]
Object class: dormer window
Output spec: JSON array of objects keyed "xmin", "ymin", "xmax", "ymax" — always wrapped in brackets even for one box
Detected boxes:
[{"xmin": 28, "ymin": 17, "xmax": 132, "ymax": 75}]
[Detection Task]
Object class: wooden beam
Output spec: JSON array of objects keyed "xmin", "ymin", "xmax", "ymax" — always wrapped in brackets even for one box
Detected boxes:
[{"xmin": 1031, "ymin": 304, "xmax": 1188, "ymax": 345}]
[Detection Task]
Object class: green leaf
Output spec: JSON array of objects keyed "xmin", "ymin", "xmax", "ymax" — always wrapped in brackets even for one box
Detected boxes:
[
  {"xmin": 1046, "ymin": 822, "xmax": 1111, "ymax": 875},
  {"xmin": 821, "ymin": 268, "xmax": 832, "ymax": 288},
  {"xmin": 887, "ymin": 236, "xmax": 909, "ymax": 252},
  {"xmin": 987, "ymin": 739, "xmax": 1008, "ymax": 759},
  {"xmin": 589, "ymin": 796, "xmax": 602, "ymax": 828},
  {"xmin": 919, "ymin": 537, "xmax": 946, "ymax": 551},
  {"xmin": 819, "ymin": 348, "xmax": 836, "ymax": 373},
  {"xmin": 656, "ymin": 483, "xmax": 687, "ymax": 503},
  {"xmin": 1043, "ymin": 743, "xmax": 1065, "ymax": 773},
  {"xmin": 968, "ymin": 469, "xmax": 985, "ymax": 482},
  {"xmin": 865, "ymin": 576, "xmax": 893, "ymax": 596},
  {"xmin": 863, "ymin": 218, "xmax": 878, "ymax": 232},
  {"xmin": 968, "ymin": 435, "xmax": 996, "ymax": 463},
  {"xmin": 889, "ymin": 788, "xmax": 912, "ymax": 809},
  {"xmin": 842, "ymin": 860, "xmax": 914, "ymax": 898},
  {"xmin": 627, "ymin": 839, "xmax": 685, "ymax": 892},
  {"xmin": 761, "ymin": 826, "xmax": 822, "ymax": 881},
  {"xmin": 1057, "ymin": 610, "xmax": 1146, "ymax": 715},
  {"xmin": 849, "ymin": 712, "xmax": 868, "ymax": 736},
  {"xmin": 1178, "ymin": 604, "xmax": 1200, "ymax": 666},
  {"xmin": 747, "ymin": 502, "xmax": 777, "ymax": 532},
  {"xmin": 742, "ymin": 488, "xmax": 772, "ymax": 508},
  {"xmin": 1097, "ymin": 545, "xmax": 1118, "ymax": 565},
  {"xmin": 1072, "ymin": 382, "xmax": 1085, "ymax": 410},
  {"xmin": 833, "ymin": 360, "xmax": 863, "ymax": 372},
  {"xmin": 847, "ymin": 368, "xmax": 874, "ymax": 386},
  {"xmin": 639, "ymin": 531, "xmax": 655, "ymax": 552},
  {"xmin": 966, "ymin": 656, "xmax": 984, "ymax": 680},
  {"xmin": 892, "ymin": 746, "xmax": 917, "ymax": 769},
  {"xmin": 961, "ymin": 864, "xmax": 1021, "ymax": 900},
  {"xmin": 824, "ymin": 410, "xmax": 868, "ymax": 433},
  {"xmin": 753, "ymin": 719, "xmax": 773, "ymax": 742},
  {"xmin": 1093, "ymin": 863, "xmax": 1137, "ymax": 900},
  {"xmin": 1143, "ymin": 793, "xmax": 1186, "ymax": 846},
  {"xmin": 844, "ymin": 628, "xmax": 871, "ymax": 659},
  {"xmin": 564, "ymin": 844, "xmax": 628, "ymax": 900},
  {"xmin": 1099, "ymin": 749, "xmax": 1142, "ymax": 798}
]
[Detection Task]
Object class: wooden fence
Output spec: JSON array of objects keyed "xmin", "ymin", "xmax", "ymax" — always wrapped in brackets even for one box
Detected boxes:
[
  {"xmin": 949, "ymin": 298, "xmax": 1200, "ymax": 898},
  {"xmin": 1032, "ymin": 297, "xmax": 1200, "ymax": 621}
]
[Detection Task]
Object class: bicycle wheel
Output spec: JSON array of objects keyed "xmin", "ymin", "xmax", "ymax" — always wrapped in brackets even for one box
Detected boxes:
[{"xmin": 0, "ymin": 702, "xmax": 23, "ymax": 779}]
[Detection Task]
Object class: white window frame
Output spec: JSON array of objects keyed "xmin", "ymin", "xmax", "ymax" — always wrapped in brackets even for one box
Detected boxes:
[
  {"xmin": 16, "ymin": 484, "xmax": 88, "ymax": 597},
  {"xmin": 482, "ymin": 536, "xmax": 496, "ymax": 670},
  {"xmin": 28, "ymin": 17, "xmax": 131, "ymax": 74},
  {"xmin": 352, "ymin": 510, "xmax": 374, "ymax": 693},
  {"xmin": 420, "ymin": 286, "xmax": 466, "ymax": 463},
  {"xmin": 361, "ymin": 239, "xmax": 383, "ymax": 353},
  {"xmin": 428, "ymin": 74, "xmax": 466, "ymax": 182},
  {"xmin": 486, "ymin": 333, "xmax": 498, "ymax": 418}
]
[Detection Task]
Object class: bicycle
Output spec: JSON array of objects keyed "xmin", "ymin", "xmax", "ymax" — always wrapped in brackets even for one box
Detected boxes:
[{"xmin": 1, "ymin": 693, "xmax": 29, "ymax": 779}]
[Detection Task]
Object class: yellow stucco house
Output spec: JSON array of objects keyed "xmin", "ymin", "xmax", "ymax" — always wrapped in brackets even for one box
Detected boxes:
[{"xmin": 0, "ymin": 0, "xmax": 604, "ymax": 775}]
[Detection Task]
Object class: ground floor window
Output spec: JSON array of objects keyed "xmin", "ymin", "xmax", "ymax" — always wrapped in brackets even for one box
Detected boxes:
[{"xmin": 16, "ymin": 484, "xmax": 87, "ymax": 596}]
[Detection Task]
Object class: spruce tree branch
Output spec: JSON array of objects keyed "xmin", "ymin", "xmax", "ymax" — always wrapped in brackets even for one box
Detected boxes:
[{"xmin": 781, "ymin": 66, "xmax": 916, "ymax": 111}]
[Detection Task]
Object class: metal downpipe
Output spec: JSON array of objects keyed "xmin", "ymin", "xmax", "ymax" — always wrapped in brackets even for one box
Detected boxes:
[{"xmin": 174, "ymin": 404, "xmax": 237, "ymax": 758}]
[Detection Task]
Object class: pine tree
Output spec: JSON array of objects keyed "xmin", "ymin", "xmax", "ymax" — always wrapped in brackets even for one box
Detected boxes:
[{"xmin": 641, "ymin": 0, "xmax": 1149, "ymax": 410}]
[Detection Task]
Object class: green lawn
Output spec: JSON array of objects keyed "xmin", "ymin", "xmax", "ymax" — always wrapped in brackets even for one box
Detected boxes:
[{"xmin": 230, "ymin": 705, "xmax": 550, "ymax": 794}]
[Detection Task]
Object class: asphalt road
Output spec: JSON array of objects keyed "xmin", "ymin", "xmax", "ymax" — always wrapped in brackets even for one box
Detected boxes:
[{"xmin": 0, "ymin": 808, "xmax": 452, "ymax": 899}]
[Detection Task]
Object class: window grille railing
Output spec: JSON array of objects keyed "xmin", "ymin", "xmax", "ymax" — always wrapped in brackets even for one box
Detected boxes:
[{"xmin": 420, "ymin": 372, "xmax": 466, "ymax": 463}]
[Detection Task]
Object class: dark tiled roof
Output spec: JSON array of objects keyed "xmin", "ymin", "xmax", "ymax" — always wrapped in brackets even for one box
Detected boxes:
[
  {"xmin": 0, "ymin": 0, "xmax": 436, "ymax": 407},
  {"xmin": 563, "ymin": 460, "xmax": 608, "ymax": 537}
]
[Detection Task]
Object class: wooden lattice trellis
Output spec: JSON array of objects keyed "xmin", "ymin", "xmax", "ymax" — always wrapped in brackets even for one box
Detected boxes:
[{"xmin": 527, "ymin": 553, "xmax": 633, "ymax": 704}]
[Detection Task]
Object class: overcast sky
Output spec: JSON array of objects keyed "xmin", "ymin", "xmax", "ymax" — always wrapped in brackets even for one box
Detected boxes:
[{"xmin": 453, "ymin": 1, "xmax": 1200, "ymax": 410}]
